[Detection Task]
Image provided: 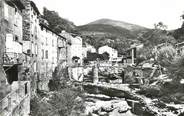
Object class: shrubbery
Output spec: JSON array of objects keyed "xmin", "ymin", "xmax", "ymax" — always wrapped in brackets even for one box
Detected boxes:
[{"xmin": 31, "ymin": 61, "xmax": 85, "ymax": 116}]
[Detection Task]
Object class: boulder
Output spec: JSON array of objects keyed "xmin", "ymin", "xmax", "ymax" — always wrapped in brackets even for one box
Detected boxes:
[{"xmin": 113, "ymin": 101, "xmax": 131, "ymax": 113}]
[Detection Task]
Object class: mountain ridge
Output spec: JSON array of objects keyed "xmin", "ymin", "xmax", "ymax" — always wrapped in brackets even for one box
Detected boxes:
[{"xmin": 86, "ymin": 18, "xmax": 149, "ymax": 32}]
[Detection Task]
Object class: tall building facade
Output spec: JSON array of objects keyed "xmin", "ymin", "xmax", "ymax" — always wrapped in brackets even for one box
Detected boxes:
[
  {"xmin": 22, "ymin": 0, "xmax": 41, "ymax": 94},
  {"xmin": 0, "ymin": 0, "xmax": 30, "ymax": 115}
]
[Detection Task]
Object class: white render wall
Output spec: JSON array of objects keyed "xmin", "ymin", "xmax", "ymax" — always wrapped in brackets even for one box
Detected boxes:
[
  {"xmin": 6, "ymin": 34, "xmax": 22, "ymax": 54},
  {"xmin": 61, "ymin": 31, "xmax": 83, "ymax": 65},
  {"xmin": 70, "ymin": 36, "xmax": 83, "ymax": 64},
  {"xmin": 39, "ymin": 27, "xmax": 58, "ymax": 78},
  {"xmin": 98, "ymin": 45, "xmax": 118, "ymax": 61}
]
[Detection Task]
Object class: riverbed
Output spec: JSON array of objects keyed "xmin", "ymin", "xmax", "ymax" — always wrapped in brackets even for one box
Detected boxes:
[{"xmin": 82, "ymin": 83, "xmax": 184, "ymax": 116}]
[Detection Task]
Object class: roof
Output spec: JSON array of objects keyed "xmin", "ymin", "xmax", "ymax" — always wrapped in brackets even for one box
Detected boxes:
[
  {"xmin": 39, "ymin": 23, "xmax": 66, "ymax": 40},
  {"xmin": 30, "ymin": 1, "xmax": 40, "ymax": 15},
  {"xmin": 5, "ymin": 0, "xmax": 25, "ymax": 10},
  {"xmin": 99, "ymin": 45, "xmax": 116, "ymax": 50}
]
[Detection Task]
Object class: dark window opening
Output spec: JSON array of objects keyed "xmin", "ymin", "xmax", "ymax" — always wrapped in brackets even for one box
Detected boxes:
[
  {"xmin": 14, "ymin": 35, "xmax": 19, "ymax": 42},
  {"xmin": 42, "ymin": 49, "xmax": 44, "ymax": 59},
  {"xmin": 45, "ymin": 50, "xmax": 48, "ymax": 59},
  {"xmin": 25, "ymin": 83, "xmax": 28, "ymax": 95},
  {"xmin": 3, "ymin": 65, "xmax": 18, "ymax": 85}
]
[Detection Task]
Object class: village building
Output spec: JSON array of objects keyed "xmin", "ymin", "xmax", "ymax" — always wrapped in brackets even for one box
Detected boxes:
[
  {"xmin": 82, "ymin": 43, "xmax": 97, "ymax": 58},
  {"xmin": 123, "ymin": 44, "xmax": 143, "ymax": 65},
  {"xmin": 61, "ymin": 31, "xmax": 83, "ymax": 66},
  {"xmin": 98, "ymin": 45, "xmax": 118, "ymax": 61},
  {"xmin": 0, "ymin": 0, "xmax": 30, "ymax": 115},
  {"xmin": 21, "ymin": 0, "xmax": 41, "ymax": 95},
  {"xmin": 38, "ymin": 18, "xmax": 67, "ymax": 90}
]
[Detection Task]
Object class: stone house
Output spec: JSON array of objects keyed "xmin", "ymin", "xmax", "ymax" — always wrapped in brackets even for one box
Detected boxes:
[
  {"xmin": 38, "ymin": 19, "xmax": 67, "ymax": 91},
  {"xmin": 123, "ymin": 44, "xmax": 144, "ymax": 65},
  {"xmin": 82, "ymin": 43, "xmax": 96, "ymax": 58},
  {"xmin": 57, "ymin": 34, "xmax": 67, "ymax": 63},
  {"xmin": 0, "ymin": 0, "xmax": 30, "ymax": 115},
  {"xmin": 1, "ymin": 0, "xmax": 25, "ymax": 83},
  {"xmin": 123, "ymin": 47, "xmax": 137, "ymax": 65},
  {"xmin": 98, "ymin": 45, "xmax": 118, "ymax": 61},
  {"xmin": 61, "ymin": 31, "xmax": 83, "ymax": 66},
  {"xmin": 21, "ymin": 0, "xmax": 41, "ymax": 95}
]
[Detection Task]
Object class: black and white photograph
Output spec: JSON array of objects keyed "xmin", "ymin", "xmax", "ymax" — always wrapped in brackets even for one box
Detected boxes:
[{"xmin": 1, "ymin": 0, "xmax": 184, "ymax": 115}]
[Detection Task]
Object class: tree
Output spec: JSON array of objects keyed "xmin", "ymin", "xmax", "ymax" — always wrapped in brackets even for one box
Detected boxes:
[
  {"xmin": 173, "ymin": 13, "xmax": 184, "ymax": 42},
  {"xmin": 157, "ymin": 46, "xmax": 177, "ymax": 68},
  {"xmin": 154, "ymin": 22, "xmax": 167, "ymax": 30},
  {"xmin": 43, "ymin": 7, "xmax": 76, "ymax": 34},
  {"xmin": 167, "ymin": 55, "xmax": 184, "ymax": 81},
  {"xmin": 101, "ymin": 52, "xmax": 110, "ymax": 60}
]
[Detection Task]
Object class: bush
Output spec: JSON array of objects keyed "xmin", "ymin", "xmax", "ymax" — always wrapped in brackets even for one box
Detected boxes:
[
  {"xmin": 137, "ymin": 85, "xmax": 161, "ymax": 98},
  {"xmin": 32, "ymin": 61, "xmax": 85, "ymax": 116},
  {"xmin": 48, "ymin": 88, "xmax": 85, "ymax": 116},
  {"xmin": 157, "ymin": 45, "xmax": 176, "ymax": 68},
  {"xmin": 30, "ymin": 96, "xmax": 59, "ymax": 116},
  {"xmin": 167, "ymin": 56, "xmax": 184, "ymax": 81}
]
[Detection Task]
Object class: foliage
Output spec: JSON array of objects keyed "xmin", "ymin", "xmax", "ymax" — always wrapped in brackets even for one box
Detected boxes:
[
  {"xmin": 137, "ymin": 85, "xmax": 161, "ymax": 98},
  {"xmin": 32, "ymin": 61, "xmax": 86, "ymax": 116},
  {"xmin": 167, "ymin": 55, "xmax": 184, "ymax": 81},
  {"xmin": 136, "ymin": 47, "xmax": 154, "ymax": 61},
  {"xmin": 154, "ymin": 22, "xmax": 167, "ymax": 30},
  {"xmin": 140, "ymin": 29, "xmax": 176, "ymax": 48},
  {"xmin": 78, "ymin": 23, "xmax": 142, "ymax": 54},
  {"xmin": 101, "ymin": 52, "xmax": 110, "ymax": 60},
  {"xmin": 157, "ymin": 46, "xmax": 177, "ymax": 67},
  {"xmin": 48, "ymin": 88, "xmax": 85, "ymax": 116},
  {"xmin": 173, "ymin": 13, "xmax": 184, "ymax": 42},
  {"xmin": 43, "ymin": 7, "xmax": 77, "ymax": 34},
  {"xmin": 85, "ymin": 52, "xmax": 110, "ymax": 61},
  {"xmin": 79, "ymin": 21, "xmax": 176, "ymax": 55},
  {"xmin": 30, "ymin": 96, "xmax": 59, "ymax": 116},
  {"xmin": 173, "ymin": 27, "xmax": 184, "ymax": 42}
]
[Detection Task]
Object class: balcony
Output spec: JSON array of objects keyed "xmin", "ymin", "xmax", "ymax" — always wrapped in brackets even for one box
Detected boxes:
[{"xmin": 3, "ymin": 52, "xmax": 25, "ymax": 66}]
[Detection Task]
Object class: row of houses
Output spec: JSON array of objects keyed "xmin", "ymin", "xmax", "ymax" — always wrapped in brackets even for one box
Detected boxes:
[
  {"xmin": 0, "ymin": 0, "xmax": 144, "ymax": 114},
  {"xmin": 0, "ymin": 0, "xmax": 83, "ymax": 115}
]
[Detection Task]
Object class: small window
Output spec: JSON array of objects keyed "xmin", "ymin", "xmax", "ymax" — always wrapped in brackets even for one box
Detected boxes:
[
  {"xmin": 52, "ymin": 39, "xmax": 54, "ymax": 47},
  {"xmin": 14, "ymin": 35, "xmax": 19, "ymax": 42},
  {"xmin": 25, "ymin": 83, "xmax": 28, "ymax": 95},
  {"xmin": 42, "ymin": 49, "xmax": 44, "ymax": 59},
  {"xmin": 46, "ymin": 38, "xmax": 48, "ymax": 46},
  {"xmin": 45, "ymin": 50, "xmax": 48, "ymax": 59}
]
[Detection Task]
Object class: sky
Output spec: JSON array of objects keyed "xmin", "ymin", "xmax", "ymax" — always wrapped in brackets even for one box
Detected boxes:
[{"xmin": 33, "ymin": 0, "xmax": 184, "ymax": 29}]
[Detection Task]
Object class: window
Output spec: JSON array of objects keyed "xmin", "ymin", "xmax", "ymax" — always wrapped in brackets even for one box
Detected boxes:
[
  {"xmin": 45, "ymin": 50, "xmax": 48, "ymax": 59},
  {"xmin": 42, "ymin": 49, "xmax": 44, "ymax": 59},
  {"xmin": 46, "ymin": 63, "xmax": 48, "ymax": 77},
  {"xmin": 52, "ymin": 39, "xmax": 54, "ymax": 47},
  {"xmin": 35, "ymin": 44, "xmax": 38, "ymax": 55},
  {"xmin": 14, "ymin": 35, "xmax": 19, "ymax": 42},
  {"xmin": 46, "ymin": 38, "xmax": 48, "ymax": 46},
  {"xmin": 25, "ymin": 83, "xmax": 28, "ymax": 95}
]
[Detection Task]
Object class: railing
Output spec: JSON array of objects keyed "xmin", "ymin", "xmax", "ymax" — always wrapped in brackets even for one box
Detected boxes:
[
  {"xmin": 3, "ymin": 52, "xmax": 25, "ymax": 65},
  {"xmin": 0, "ymin": 81, "xmax": 30, "ymax": 116}
]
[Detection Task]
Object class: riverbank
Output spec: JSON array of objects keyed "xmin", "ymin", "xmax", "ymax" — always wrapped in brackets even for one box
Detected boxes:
[{"xmin": 83, "ymin": 82, "xmax": 184, "ymax": 116}]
